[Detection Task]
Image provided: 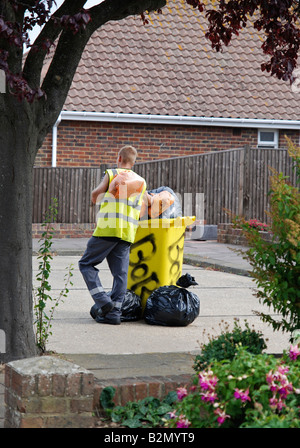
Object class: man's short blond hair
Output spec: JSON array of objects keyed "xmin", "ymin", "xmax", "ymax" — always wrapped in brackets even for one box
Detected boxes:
[{"xmin": 118, "ymin": 145, "xmax": 137, "ymax": 165}]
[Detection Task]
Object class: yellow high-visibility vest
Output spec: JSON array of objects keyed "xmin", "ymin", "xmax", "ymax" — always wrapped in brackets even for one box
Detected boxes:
[{"xmin": 93, "ymin": 168, "xmax": 146, "ymax": 243}]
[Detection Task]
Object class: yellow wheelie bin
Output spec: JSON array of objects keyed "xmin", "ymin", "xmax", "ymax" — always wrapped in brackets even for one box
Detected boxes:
[{"xmin": 127, "ymin": 216, "xmax": 195, "ymax": 312}]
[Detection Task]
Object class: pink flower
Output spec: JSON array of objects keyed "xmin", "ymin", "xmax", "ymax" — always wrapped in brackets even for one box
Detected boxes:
[
  {"xmin": 214, "ymin": 408, "xmax": 230, "ymax": 426},
  {"xmin": 234, "ymin": 388, "xmax": 251, "ymax": 402},
  {"xmin": 176, "ymin": 387, "xmax": 188, "ymax": 401},
  {"xmin": 198, "ymin": 370, "xmax": 219, "ymax": 404},
  {"xmin": 277, "ymin": 365, "xmax": 289, "ymax": 375},
  {"xmin": 289, "ymin": 344, "xmax": 300, "ymax": 361},
  {"xmin": 198, "ymin": 371, "xmax": 218, "ymax": 391},
  {"xmin": 276, "ymin": 399, "xmax": 287, "ymax": 411},
  {"xmin": 168, "ymin": 410, "xmax": 177, "ymax": 419},
  {"xmin": 266, "ymin": 370, "xmax": 274, "ymax": 384},
  {"xmin": 176, "ymin": 415, "xmax": 191, "ymax": 428},
  {"xmin": 266, "ymin": 365, "xmax": 294, "ymax": 411},
  {"xmin": 199, "ymin": 377, "xmax": 211, "ymax": 390},
  {"xmin": 267, "ymin": 365, "xmax": 289, "ymax": 389},
  {"xmin": 270, "ymin": 384, "xmax": 278, "ymax": 393},
  {"xmin": 247, "ymin": 219, "xmax": 269, "ymax": 231},
  {"xmin": 269, "ymin": 396, "xmax": 286, "ymax": 411},
  {"xmin": 269, "ymin": 396, "xmax": 278, "ymax": 409},
  {"xmin": 277, "ymin": 382, "xmax": 293, "ymax": 399},
  {"xmin": 200, "ymin": 390, "xmax": 218, "ymax": 403},
  {"xmin": 267, "ymin": 381, "xmax": 278, "ymax": 393}
]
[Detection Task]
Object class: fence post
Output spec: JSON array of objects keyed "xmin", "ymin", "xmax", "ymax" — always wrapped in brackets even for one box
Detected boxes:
[
  {"xmin": 242, "ymin": 145, "xmax": 251, "ymax": 220},
  {"xmin": 238, "ymin": 148, "xmax": 245, "ymax": 217}
]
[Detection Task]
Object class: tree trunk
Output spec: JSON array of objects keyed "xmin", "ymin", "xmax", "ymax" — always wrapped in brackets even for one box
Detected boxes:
[
  {"xmin": 0, "ymin": 0, "xmax": 169, "ymax": 365},
  {"xmin": 0, "ymin": 99, "xmax": 38, "ymax": 363}
]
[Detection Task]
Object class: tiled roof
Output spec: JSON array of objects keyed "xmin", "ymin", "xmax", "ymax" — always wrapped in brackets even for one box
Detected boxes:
[{"xmin": 63, "ymin": 0, "xmax": 299, "ymax": 121}]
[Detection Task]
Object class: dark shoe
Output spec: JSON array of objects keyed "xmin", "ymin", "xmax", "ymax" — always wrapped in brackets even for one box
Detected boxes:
[
  {"xmin": 95, "ymin": 315, "xmax": 121, "ymax": 325},
  {"xmin": 101, "ymin": 301, "xmax": 115, "ymax": 316},
  {"xmin": 90, "ymin": 302, "xmax": 115, "ymax": 321},
  {"xmin": 90, "ymin": 304, "xmax": 99, "ymax": 320}
]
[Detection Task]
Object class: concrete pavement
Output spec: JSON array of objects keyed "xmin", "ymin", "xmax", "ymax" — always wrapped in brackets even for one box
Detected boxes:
[
  {"xmin": 29, "ymin": 237, "xmax": 289, "ymax": 357},
  {"xmin": 0, "ymin": 238, "xmax": 291, "ymax": 427},
  {"xmin": 32, "ymin": 237, "xmax": 252, "ymax": 275}
]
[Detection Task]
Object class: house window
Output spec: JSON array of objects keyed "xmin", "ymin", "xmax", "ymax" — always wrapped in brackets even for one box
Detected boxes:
[{"xmin": 257, "ymin": 129, "xmax": 279, "ymax": 148}]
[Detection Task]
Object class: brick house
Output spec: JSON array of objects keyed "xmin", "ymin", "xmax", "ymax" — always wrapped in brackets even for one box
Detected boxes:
[{"xmin": 35, "ymin": 0, "xmax": 300, "ymax": 168}]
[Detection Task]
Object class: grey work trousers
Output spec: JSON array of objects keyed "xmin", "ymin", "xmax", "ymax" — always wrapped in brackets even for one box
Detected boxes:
[{"xmin": 78, "ymin": 236, "xmax": 131, "ymax": 318}]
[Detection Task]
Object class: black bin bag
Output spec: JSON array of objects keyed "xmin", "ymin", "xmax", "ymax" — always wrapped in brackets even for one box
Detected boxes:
[
  {"xmin": 144, "ymin": 285, "xmax": 200, "ymax": 326},
  {"xmin": 121, "ymin": 289, "xmax": 143, "ymax": 322}
]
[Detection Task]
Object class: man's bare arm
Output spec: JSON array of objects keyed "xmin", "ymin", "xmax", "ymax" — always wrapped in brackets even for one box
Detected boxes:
[{"xmin": 91, "ymin": 173, "xmax": 109, "ymax": 204}]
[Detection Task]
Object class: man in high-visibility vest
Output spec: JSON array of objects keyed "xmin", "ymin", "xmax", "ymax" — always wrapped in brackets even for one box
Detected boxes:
[{"xmin": 79, "ymin": 145, "xmax": 147, "ymax": 325}]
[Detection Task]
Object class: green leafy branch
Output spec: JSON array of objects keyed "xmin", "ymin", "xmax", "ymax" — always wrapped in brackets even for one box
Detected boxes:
[
  {"xmin": 33, "ymin": 197, "xmax": 73, "ymax": 353},
  {"xmin": 100, "ymin": 386, "xmax": 178, "ymax": 428},
  {"xmin": 232, "ymin": 138, "xmax": 300, "ymax": 339}
]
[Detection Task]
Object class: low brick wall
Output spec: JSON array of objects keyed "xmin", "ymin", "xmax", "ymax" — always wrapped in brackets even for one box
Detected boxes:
[
  {"xmin": 5, "ymin": 356, "xmax": 94, "ymax": 428},
  {"xmin": 4, "ymin": 356, "xmax": 191, "ymax": 428},
  {"xmin": 93, "ymin": 374, "xmax": 192, "ymax": 416},
  {"xmin": 32, "ymin": 223, "xmax": 94, "ymax": 239},
  {"xmin": 32, "ymin": 223, "xmax": 192, "ymax": 240},
  {"xmin": 218, "ymin": 223, "xmax": 273, "ymax": 246}
]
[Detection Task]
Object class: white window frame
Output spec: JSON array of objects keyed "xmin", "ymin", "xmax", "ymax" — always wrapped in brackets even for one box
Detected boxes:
[{"xmin": 257, "ymin": 129, "xmax": 279, "ymax": 148}]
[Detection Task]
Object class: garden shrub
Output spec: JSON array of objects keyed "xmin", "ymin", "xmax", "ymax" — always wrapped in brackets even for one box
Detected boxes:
[
  {"xmin": 193, "ymin": 318, "xmax": 267, "ymax": 371},
  {"xmin": 100, "ymin": 388, "xmax": 178, "ymax": 428},
  {"xmin": 246, "ymin": 218, "xmax": 270, "ymax": 231},
  {"xmin": 232, "ymin": 138, "xmax": 300, "ymax": 339},
  {"xmin": 99, "ymin": 338, "xmax": 299, "ymax": 428},
  {"xmin": 166, "ymin": 345, "xmax": 300, "ymax": 428}
]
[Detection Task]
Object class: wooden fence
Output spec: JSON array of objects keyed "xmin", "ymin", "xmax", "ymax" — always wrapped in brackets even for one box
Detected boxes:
[{"xmin": 32, "ymin": 147, "xmax": 298, "ymax": 225}]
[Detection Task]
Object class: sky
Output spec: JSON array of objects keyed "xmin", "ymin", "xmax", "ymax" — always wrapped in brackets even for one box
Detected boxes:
[{"xmin": 28, "ymin": 0, "xmax": 102, "ymax": 44}]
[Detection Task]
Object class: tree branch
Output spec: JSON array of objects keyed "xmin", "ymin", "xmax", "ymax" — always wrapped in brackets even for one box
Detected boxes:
[
  {"xmin": 36, "ymin": 0, "xmax": 167, "ymax": 147},
  {"xmin": 37, "ymin": 26, "xmax": 90, "ymax": 146},
  {"xmin": 0, "ymin": 1, "xmax": 26, "ymax": 74},
  {"xmin": 23, "ymin": 0, "xmax": 87, "ymax": 89},
  {"xmin": 87, "ymin": 0, "xmax": 166, "ymax": 32}
]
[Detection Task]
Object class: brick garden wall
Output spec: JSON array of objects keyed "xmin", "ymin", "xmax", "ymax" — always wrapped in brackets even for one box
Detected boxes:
[
  {"xmin": 4, "ymin": 356, "xmax": 191, "ymax": 428},
  {"xmin": 32, "ymin": 223, "xmax": 95, "ymax": 239},
  {"xmin": 217, "ymin": 223, "xmax": 273, "ymax": 246},
  {"xmin": 4, "ymin": 357, "xmax": 95, "ymax": 428},
  {"xmin": 35, "ymin": 120, "xmax": 299, "ymax": 167}
]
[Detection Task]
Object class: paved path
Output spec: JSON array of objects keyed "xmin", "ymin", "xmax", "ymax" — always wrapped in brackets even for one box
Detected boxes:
[
  {"xmin": 0, "ymin": 238, "xmax": 290, "ymax": 428},
  {"xmin": 32, "ymin": 237, "xmax": 252, "ymax": 275}
]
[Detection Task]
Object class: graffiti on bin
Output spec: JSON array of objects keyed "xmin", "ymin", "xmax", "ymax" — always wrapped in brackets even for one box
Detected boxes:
[
  {"xmin": 130, "ymin": 271, "xmax": 160, "ymax": 302},
  {"xmin": 129, "ymin": 234, "xmax": 160, "ymax": 300},
  {"xmin": 129, "ymin": 233, "xmax": 157, "ymax": 269},
  {"xmin": 167, "ymin": 230, "xmax": 185, "ymax": 279},
  {"xmin": 129, "ymin": 230, "xmax": 185, "ymax": 301}
]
